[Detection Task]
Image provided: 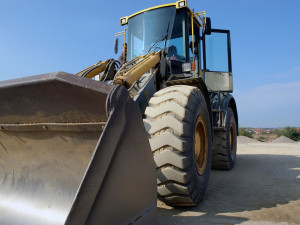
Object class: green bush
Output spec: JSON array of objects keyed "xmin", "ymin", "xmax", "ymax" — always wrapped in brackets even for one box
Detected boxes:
[
  {"xmin": 274, "ymin": 126, "xmax": 300, "ymax": 141},
  {"xmin": 239, "ymin": 128, "xmax": 253, "ymax": 138},
  {"xmin": 257, "ymin": 136, "xmax": 266, "ymax": 142}
]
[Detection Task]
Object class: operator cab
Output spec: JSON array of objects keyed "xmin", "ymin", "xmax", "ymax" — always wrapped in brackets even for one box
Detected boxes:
[{"xmin": 116, "ymin": 0, "xmax": 233, "ymax": 93}]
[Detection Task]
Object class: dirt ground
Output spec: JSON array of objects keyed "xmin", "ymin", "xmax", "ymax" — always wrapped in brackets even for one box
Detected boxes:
[
  {"xmin": 253, "ymin": 133, "xmax": 277, "ymax": 142},
  {"xmin": 157, "ymin": 141, "xmax": 300, "ymax": 225}
]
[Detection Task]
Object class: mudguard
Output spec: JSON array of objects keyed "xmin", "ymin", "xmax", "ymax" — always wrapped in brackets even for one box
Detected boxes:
[{"xmin": 210, "ymin": 92, "xmax": 238, "ymax": 132}]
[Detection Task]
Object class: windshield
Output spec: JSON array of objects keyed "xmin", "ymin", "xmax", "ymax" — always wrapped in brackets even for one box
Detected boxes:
[{"xmin": 127, "ymin": 7, "xmax": 176, "ymax": 61}]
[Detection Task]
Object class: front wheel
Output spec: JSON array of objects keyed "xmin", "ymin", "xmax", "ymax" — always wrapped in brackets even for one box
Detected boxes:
[{"xmin": 144, "ymin": 85, "xmax": 212, "ymax": 206}]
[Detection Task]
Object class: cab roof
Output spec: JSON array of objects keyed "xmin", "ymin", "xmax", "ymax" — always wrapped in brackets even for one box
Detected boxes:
[{"xmin": 120, "ymin": 0, "xmax": 201, "ymax": 27}]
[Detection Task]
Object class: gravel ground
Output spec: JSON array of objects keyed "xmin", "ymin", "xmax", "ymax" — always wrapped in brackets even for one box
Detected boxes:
[{"xmin": 157, "ymin": 141, "xmax": 300, "ymax": 225}]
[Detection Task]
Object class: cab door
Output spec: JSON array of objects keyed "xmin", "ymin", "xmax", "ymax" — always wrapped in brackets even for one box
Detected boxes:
[{"xmin": 203, "ymin": 29, "xmax": 233, "ymax": 92}]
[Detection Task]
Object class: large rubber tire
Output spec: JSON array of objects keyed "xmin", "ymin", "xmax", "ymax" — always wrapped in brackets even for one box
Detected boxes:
[
  {"xmin": 144, "ymin": 85, "xmax": 212, "ymax": 206},
  {"xmin": 212, "ymin": 108, "xmax": 237, "ymax": 170}
]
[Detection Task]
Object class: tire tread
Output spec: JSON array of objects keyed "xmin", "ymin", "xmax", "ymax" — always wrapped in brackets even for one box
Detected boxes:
[{"xmin": 144, "ymin": 85, "xmax": 211, "ymax": 206}]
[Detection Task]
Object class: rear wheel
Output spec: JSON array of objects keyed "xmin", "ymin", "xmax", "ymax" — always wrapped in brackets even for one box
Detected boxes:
[
  {"xmin": 212, "ymin": 108, "xmax": 237, "ymax": 170},
  {"xmin": 144, "ymin": 85, "xmax": 212, "ymax": 206}
]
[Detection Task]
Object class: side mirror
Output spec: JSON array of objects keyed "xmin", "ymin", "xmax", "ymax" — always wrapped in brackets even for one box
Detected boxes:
[
  {"xmin": 204, "ymin": 17, "xmax": 211, "ymax": 35},
  {"xmin": 114, "ymin": 38, "xmax": 119, "ymax": 54}
]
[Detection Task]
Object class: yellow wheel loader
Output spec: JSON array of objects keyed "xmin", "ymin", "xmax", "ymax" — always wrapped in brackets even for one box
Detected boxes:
[{"xmin": 0, "ymin": 0, "xmax": 238, "ymax": 224}]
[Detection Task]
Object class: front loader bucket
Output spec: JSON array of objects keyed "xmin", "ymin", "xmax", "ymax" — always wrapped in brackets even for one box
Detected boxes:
[{"xmin": 0, "ymin": 72, "xmax": 156, "ymax": 225}]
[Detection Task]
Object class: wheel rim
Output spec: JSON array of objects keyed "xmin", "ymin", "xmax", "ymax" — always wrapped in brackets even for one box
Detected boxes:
[
  {"xmin": 194, "ymin": 116, "xmax": 208, "ymax": 175},
  {"xmin": 229, "ymin": 122, "xmax": 236, "ymax": 155}
]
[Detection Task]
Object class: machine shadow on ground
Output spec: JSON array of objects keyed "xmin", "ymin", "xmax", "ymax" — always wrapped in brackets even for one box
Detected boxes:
[{"xmin": 157, "ymin": 151, "xmax": 300, "ymax": 224}]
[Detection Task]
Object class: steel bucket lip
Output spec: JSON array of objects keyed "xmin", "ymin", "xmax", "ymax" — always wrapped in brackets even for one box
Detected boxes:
[{"xmin": 0, "ymin": 71, "xmax": 113, "ymax": 95}]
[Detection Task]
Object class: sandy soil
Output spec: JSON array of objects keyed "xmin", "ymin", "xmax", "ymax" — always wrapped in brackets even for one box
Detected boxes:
[{"xmin": 157, "ymin": 141, "xmax": 300, "ymax": 225}]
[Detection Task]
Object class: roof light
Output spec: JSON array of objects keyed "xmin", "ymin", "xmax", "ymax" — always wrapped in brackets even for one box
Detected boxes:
[
  {"xmin": 179, "ymin": 1, "xmax": 185, "ymax": 7},
  {"xmin": 176, "ymin": 0, "xmax": 187, "ymax": 8},
  {"xmin": 120, "ymin": 17, "xmax": 128, "ymax": 26}
]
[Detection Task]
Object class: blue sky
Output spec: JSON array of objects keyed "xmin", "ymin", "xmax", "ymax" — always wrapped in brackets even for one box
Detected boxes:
[{"xmin": 0, "ymin": 0, "xmax": 299, "ymax": 128}]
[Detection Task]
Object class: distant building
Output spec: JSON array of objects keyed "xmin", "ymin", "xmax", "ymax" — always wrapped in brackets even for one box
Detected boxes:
[{"xmin": 256, "ymin": 128, "xmax": 263, "ymax": 134}]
